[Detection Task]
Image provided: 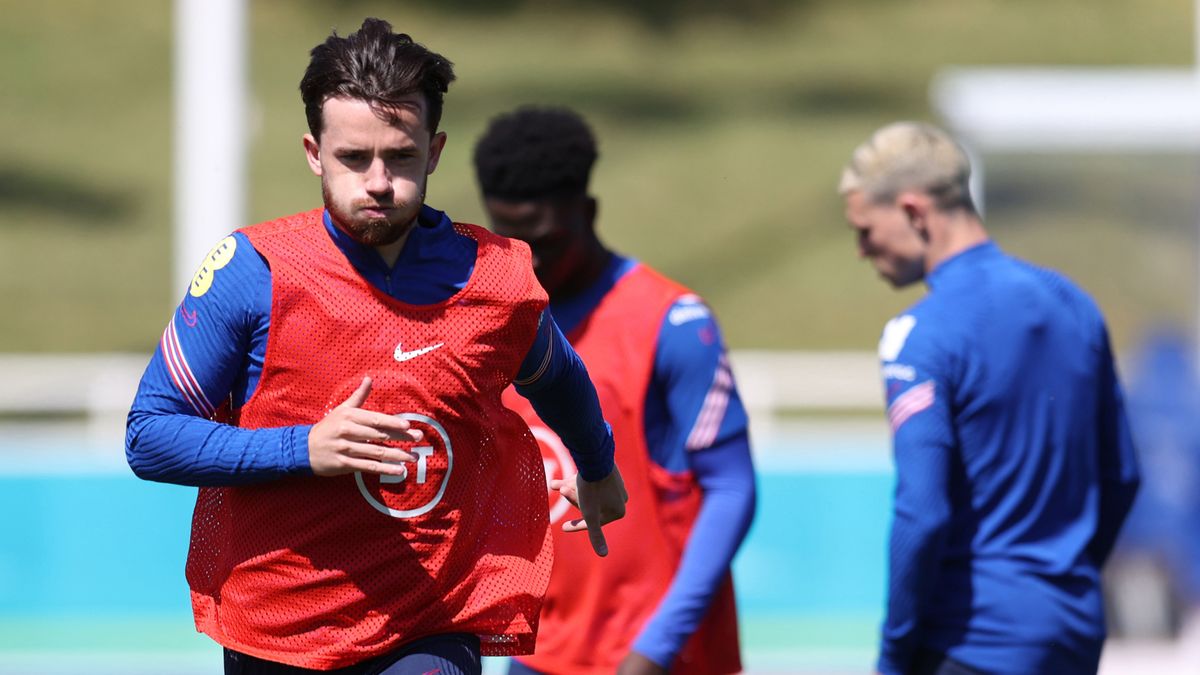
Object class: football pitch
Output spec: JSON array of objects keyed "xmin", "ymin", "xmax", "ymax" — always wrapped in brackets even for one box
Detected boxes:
[
  {"xmin": 0, "ymin": 432, "xmax": 1191, "ymax": 674},
  {"xmin": 0, "ymin": 433, "xmax": 889, "ymax": 674}
]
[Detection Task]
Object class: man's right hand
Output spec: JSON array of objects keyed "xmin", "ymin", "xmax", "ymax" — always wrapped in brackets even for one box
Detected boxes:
[{"xmin": 307, "ymin": 376, "xmax": 423, "ymax": 477}]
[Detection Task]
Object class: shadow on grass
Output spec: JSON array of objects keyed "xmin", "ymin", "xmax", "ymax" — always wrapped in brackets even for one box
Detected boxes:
[
  {"xmin": 309, "ymin": 0, "xmax": 807, "ymax": 32},
  {"xmin": 778, "ymin": 79, "xmax": 923, "ymax": 117},
  {"xmin": 461, "ymin": 78, "xmax": 915, "ymax": 126},
  {"xmin": 0, "ymin": 165, "xmax": 135, "ymax": 224},
  {"xmin": 984, "ymin": 156, "xmax": 1200, "ymax": 233}
]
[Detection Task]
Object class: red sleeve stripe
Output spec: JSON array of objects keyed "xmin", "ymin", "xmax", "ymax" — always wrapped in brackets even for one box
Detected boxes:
[
  {"xmin": 160, "ymin": 315, "xmax": 215, "ymax": 418},
  {"xmin": 685, "ymin": 353, "xmax": 733, "ymax": 451},
  {"xmin": 888, "ymin": 380, "xmax": 935, "ymax": 433}
]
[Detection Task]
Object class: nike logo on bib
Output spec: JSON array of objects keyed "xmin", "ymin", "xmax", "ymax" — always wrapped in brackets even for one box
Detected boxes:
[{"xmin": 394, "ymin": 342, "xmax": 444, "ymax": 363}]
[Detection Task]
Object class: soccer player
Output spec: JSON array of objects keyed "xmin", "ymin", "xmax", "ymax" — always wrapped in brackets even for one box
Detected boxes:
[
  {"xmin": 839, "ymin": 121, "xmax": 1141, "ymax": 675},
  {"xmin": 125, "ymin": 19, "xmax": 627, "ymax": 675},
  {"xmin": 473, "ymin": 106, "xmax": 757, "ymax": 675}
]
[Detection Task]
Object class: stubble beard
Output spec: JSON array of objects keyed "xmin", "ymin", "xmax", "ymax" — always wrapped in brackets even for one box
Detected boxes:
[
  {"xmin": 322, "ymin": 179, "xmax": 422, "ymax": 247},
  {"xmin": 879, "ymin": 257, "xmax": 924, "ymax": 289}
]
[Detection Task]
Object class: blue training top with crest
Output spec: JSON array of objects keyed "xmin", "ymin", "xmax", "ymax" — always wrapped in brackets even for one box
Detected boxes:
[{"xmin": 876, "ymin": 241, "xmax": 1140, "ymax": 675}]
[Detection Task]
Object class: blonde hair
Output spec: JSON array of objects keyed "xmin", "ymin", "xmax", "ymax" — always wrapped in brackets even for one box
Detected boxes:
[{"xmin": 839, "ymin": 121, "xmax": 975, "ymax": 212}]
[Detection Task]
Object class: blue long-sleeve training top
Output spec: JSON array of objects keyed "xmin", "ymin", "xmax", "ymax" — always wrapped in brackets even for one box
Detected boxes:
[
  {"xmin": 876, "ymin": 241, "xmax": 1140, "ymax": 675},
  {"xmin": 126, "ymin": 205, "xmax": 613, "ymax": 486},
  {"xmin": 550, "ymin": 254, "xmax": 756, "ymax": 667}
]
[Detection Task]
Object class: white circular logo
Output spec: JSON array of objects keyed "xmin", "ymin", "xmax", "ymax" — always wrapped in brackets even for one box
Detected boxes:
[
  {"xmin": 531, "ymin": 425, "xmax": 577, "ymax": 524},
  {"xmin": 355, "ymin": 413, "xmax": 453, "ymax": 518}
]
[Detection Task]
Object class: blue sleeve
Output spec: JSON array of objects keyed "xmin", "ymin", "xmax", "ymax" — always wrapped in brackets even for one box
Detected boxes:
[
  {"xmin": 124, "ymin": 233, "xmax": 313, "ymax": 486},
  {"xmin": 644, "ymin": 298, "xmax": 750, "ymax": 470},
  {"xmin": 1089, "ymin": 326, "xmax": 1141, "ymax": 566},
  {"xmin": 514, "ymin": 309, "xmax": 614, "ymax": 482},
  {"xmin": 632, "ymin": 298, "xmax": 757, "ymax": 666},
  {"xmin": 632, "ymin": 435, "xmax": 756, "ymax": 666},
  {"xmin": 876, "ymin": 315, "xmax": 955, "ymax": 675}
]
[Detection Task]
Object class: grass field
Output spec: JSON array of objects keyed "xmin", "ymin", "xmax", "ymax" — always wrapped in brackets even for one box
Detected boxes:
[
  {"xmin": 2, "ymin": 0, "xmax": 1195, "ymax": 352},
  {"xmin": 0, "ymin": 436, "xmax": 1195, "ymax": 674},
  {"xmin": 0, "ymin": 436, "xmax": 888, "ymax": 673}
]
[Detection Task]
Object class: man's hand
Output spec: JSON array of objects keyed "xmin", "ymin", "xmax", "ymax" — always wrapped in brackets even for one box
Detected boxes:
[
  {"xmin": 307, "ymin": 376, "xmax": 423, "ymax": 477},
  {"xmin": 550, "ymin": 465, "xmax": 628, "ymax": 556},
  {"xmin": 617, "ymin": 651, "xmax": 668, "ymax": 675}
]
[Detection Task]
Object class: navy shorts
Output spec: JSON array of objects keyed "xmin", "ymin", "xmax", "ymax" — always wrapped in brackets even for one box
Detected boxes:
[
  {"xmin": 224, "ymin": 633, "xmax": 482, "ymax": 675},
  {"xmin": 909, "ymin": 648, "xmax": 988, "ymax": 675}
]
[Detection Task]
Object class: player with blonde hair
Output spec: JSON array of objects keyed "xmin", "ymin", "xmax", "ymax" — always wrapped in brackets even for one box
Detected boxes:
[{"xmin": 841, "ymin": 121, "xmax": 1140, "ymax": 675}]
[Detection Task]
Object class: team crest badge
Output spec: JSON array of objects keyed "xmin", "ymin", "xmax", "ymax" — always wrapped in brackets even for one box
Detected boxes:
[{"xmin": 879, "ymin": 314, "xmax": 917, "ymax": 362}]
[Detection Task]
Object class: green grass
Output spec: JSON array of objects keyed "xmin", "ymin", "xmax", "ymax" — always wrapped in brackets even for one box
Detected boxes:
[
  {"xmin": 0, "ymin": 614, "xmax": 874, "ymax": 671},
  {"xmin": 0, "ymin": 615, "xmax": 873, "ymax": 675},
  {"xmin": 2, "ymin": 0, "xmax": 1194, "ymax": 352},
  {"xmin": 0, "ymin": 616, "xmax": 211, "ymax": 653}
]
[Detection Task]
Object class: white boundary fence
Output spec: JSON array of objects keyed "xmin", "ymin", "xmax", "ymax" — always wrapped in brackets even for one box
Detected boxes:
[
  {"xmin": 0, "ymin": 353, "xmax": 150, "ymax": 445},
  {"xmin": 0, "ymin": 351, "xmax": 886, "ymax": 450},
  {"xmin": 733, "ymin": 350, "xmax": 882, "ymax": 410},
  {"xmin": 0, "ymin": 354, "xmax": 149, "ymax": 416}
]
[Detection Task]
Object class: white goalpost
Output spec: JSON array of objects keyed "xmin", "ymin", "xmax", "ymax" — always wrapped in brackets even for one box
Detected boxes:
[{"xmin": 173, "ymin": 0, "xmax": 247, "ymax": 295}]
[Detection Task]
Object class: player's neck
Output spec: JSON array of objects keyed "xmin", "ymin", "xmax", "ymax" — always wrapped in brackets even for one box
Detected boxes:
[
  {"xmin": 551, "ymin": 245, "xmax": 613, "ymax": 303},
  {"xmin": 374, "ymin": 228, "xmax": 413, "ymax": 268},
  {"xmin": 925, "ymin": 212, "xmax": 988, "ymax": 274}
]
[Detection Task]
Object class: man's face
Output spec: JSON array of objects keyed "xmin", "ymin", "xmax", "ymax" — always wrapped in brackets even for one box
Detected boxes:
[
  {"xmin": 303, "ymin": 95, "xmax": 446, "ymax": 246},
  {"xmin": 483, "ymin": 196, "xmax": 594, "ymax": 298},
  {"xmin": 843, "ymin": 190, "xmax": 927, "ymax": 288}
]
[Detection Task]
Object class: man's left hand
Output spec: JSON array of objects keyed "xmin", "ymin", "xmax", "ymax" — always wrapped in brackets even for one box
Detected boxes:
[{"xmin": 550, "ymin": 464, "xmax": 627, "ymax": 556}]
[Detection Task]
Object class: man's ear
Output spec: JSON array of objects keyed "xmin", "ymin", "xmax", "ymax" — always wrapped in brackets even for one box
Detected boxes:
[
  {"xmin": 897, "ymin": 191, "xmax": 931, "ymax": 241},
  {"xmin": 302, "ymin": 134, "xmax": 322, "ymax": 177},
  {"xmin": 425, "ymin": 131, "xmax": 448, "ymax": 175}
]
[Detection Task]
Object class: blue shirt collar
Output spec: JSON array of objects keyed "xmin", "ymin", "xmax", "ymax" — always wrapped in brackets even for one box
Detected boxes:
[
  {"xmin": 927, "ymin": 240, "xmax": 999, "ymax": 288},
  {"xmin": 320, "ymin": 205, "xmax": 476, "ymax": 304},
  {"xmin": 550, "ymin": 254, "xmax": 639, "ymax": 335}
]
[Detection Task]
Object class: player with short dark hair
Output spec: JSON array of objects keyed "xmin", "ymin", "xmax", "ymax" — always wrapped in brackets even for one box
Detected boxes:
[
  {"xmin": 126, "ymin": 19, "xmax": 627, "ymax": 675},
  {"xmin": 474, "ymin": 106, "xmax": 756, "ymax": 675},
  {"xmin": 840, "ymin": 121, "xmax": 1141, "ymax": 675}
]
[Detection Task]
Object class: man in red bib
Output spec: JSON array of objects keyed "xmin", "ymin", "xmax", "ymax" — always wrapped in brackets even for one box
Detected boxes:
[
  {"xmin": 126, "ymin": 19, "xmax": 626, "ymax": 675},
  {"xmin": 474, "ymin": 107, "xmax": 757, "ymax": 674}
]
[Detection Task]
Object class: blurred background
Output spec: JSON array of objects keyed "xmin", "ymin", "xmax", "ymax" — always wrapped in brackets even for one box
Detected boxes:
[{"xmin": 3, "ymin": 0, "xmax": 1200, "ymax": 672}]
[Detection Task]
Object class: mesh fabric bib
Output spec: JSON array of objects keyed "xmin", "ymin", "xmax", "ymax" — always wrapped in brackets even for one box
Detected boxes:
[
  {"xmin": 504, "ymin": 265, "xmax": 742, "ymax": 675},
  {"xmin": 186, "ymin": 209, "xmax": 552, "ymax": 669}
]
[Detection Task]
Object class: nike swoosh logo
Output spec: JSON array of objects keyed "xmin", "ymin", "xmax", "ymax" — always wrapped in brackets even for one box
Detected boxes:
[{"xmin": 394, "ymin": 342, "xmax": 444, "ymax": 362}]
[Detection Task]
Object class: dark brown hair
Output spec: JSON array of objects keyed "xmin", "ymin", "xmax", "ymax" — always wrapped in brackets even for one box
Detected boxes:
[{"xmin": 299, "ymin": 18, "xmax": 455, "ymax": 138}]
